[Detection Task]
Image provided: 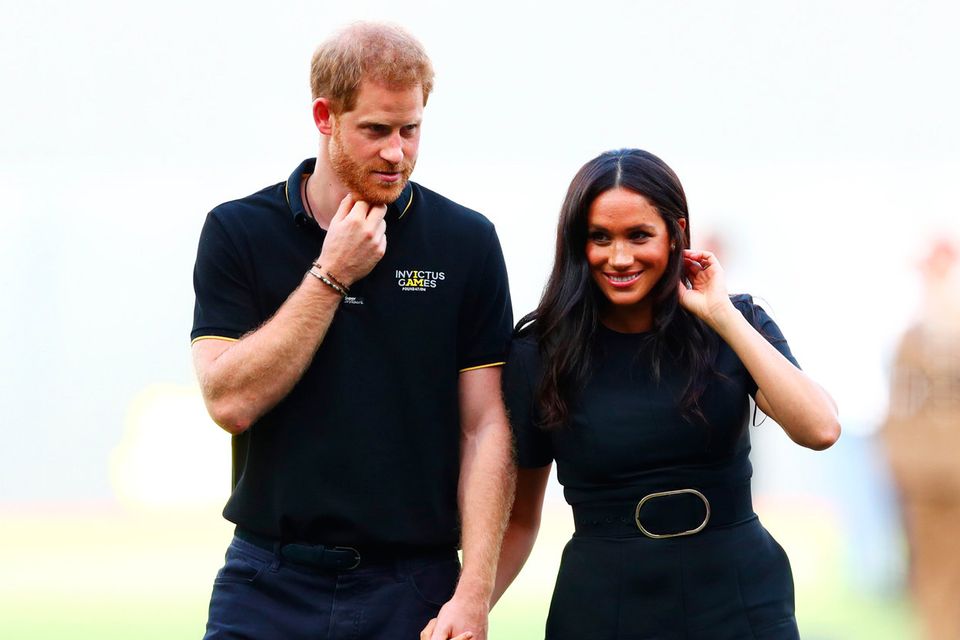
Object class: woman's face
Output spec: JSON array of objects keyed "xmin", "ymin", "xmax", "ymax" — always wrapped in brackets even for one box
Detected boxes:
[{"xmin": 585, "ymin": 188, "xmax": 681, "ymax": 331}]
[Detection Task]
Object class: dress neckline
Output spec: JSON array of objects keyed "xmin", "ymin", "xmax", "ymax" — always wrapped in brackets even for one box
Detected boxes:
[{"xmin": 596, "ymin": 323, "xmax": 656, "ymax": 348}]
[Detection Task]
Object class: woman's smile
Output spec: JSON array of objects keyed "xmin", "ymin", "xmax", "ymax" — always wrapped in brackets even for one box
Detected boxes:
[{"xmin": 603, "ymin": 271, "xmax": 643, "ymax": 287}]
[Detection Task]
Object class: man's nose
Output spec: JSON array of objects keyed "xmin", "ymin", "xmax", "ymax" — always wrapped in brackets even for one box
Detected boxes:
[{"xmin": 380, "ymin": 133, "xmax": 404, "ymax": 165}]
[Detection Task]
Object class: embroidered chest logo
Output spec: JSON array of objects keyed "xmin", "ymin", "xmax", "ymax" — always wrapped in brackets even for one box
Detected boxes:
[{"xmin": 396, "ymin": 269, "xmax": 446, "ymax": 292}]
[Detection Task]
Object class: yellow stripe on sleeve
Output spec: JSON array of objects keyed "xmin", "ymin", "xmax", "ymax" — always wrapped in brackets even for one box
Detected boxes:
[
  {"xmin": 191, "ymin": 335, "xmax": 240, "ymax": 345},
  {"xmin": 459, "ymin": 361, "xmax": 506, "ymax": 373}
]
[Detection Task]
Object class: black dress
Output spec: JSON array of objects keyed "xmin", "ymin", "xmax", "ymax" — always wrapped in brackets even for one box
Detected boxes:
[{"xmin": 504, "ymin": 296, "xmax": 801, "ymax": 640}]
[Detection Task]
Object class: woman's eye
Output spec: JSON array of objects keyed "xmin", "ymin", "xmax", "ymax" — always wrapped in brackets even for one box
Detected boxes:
[
  {"xmin": 588, "ymin": 232, "xmax": 609, "ymax": 243},
  {"xmin": 630, "ymin": 232, "xmax": 650, "ymax": 242}
]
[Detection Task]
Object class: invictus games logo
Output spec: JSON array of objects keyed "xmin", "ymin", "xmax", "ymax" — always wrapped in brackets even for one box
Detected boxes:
[{"xmin": 396, "ymin": 269, "xmax": 445, "ymax": 292}]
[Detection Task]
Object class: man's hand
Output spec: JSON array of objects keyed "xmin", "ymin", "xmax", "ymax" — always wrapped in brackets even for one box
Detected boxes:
[
  {"xmin": 419, "ymin": 591, "xmax": 487, "ymax": 640},
  {"xmin": 317, "ymin": 194, "xmax": 387, "ymax": 286}
]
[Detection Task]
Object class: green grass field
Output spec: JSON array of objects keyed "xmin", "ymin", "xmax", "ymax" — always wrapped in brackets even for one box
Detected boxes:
[{"xmin": 0, "ymin": 505, "xmax": 918, "ymax": 639}]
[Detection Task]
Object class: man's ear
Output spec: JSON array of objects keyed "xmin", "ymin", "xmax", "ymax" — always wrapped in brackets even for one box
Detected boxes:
[{"xmin": 313, "ymin": 98, "xmax": 335, "ymax": 136}]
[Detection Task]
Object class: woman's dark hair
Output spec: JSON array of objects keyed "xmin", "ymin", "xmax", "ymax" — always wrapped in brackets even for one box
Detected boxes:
[{"xmin": 519, "ymin": 148, "xmax": 718, "ymax": 429}]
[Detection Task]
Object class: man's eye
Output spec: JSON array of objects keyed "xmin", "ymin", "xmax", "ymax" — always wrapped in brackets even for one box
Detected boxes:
[{"xmin": 401, "ymin": 124, "xmax": 419, "ymax": 137}]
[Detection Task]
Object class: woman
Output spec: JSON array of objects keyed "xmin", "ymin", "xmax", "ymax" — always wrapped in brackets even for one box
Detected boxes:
[{"xmin": 494, "ymin": 149, "xmax": 839, "ymax": 639}]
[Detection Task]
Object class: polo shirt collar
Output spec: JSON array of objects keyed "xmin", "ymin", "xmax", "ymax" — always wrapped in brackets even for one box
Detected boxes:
[
  {"xmin": 286, "ymin": 158, "xmax": 315, "ymax": 227},
  {"xmin": 286, "ymin": 158, "xmax": 414, "ymax": 228},
  {"xmin": 387, "ymin": 182, "xmax": 414, "ymax": 221}
]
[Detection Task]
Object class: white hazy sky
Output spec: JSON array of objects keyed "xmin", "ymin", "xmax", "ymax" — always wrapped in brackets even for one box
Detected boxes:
[{"xmin": 2, "ymin": 0, "xmax": 958, "ymax": 501}]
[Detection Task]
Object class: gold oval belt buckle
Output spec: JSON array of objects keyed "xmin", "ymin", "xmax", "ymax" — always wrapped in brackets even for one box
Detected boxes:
[{"xmin": 634, "ymin": 488, "xmax": 711, "ymax": 539}]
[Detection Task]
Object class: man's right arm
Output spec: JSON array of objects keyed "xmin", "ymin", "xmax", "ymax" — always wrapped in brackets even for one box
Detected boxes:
[
  {"xmin": 193, "ymin": 275, "xmax": 342, "ymax": 434},
  {"xmin": 193, "ymin": 195, "xmax": 387, "ymax": 434}
]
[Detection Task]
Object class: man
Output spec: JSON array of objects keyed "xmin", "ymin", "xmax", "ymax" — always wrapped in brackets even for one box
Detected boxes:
[{"xmin": 192, "ymin": 23, "xmax": 514, "ymax": 640}]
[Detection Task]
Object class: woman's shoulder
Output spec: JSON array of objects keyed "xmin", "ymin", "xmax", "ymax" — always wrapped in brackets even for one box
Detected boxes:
[
  {"xmin": 726, "ymin": 293, "xmax": 793, "ymax": 352},
  {"xmin": 728, "ymin": 293, "xmax": 770, "ymax": 327},
  {"xmin": 506, "ymin": 317, "xmax": 541, "ymax": 366},
  {"xmin": 729, "ymin": 292, "xmax": 756, "ymax": 311},
  {"xmin": 509, "ymin": 330, "xmax": 539, "ymax": 357},
  {"xmin": 511, "ymin": 313, "xmax": 540, "ymax": 344}
]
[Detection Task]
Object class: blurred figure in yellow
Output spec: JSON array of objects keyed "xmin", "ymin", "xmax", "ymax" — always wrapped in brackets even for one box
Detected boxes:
[{"xmin": 882, "ymin": 238, "xmax": 960, "ymax": 640}]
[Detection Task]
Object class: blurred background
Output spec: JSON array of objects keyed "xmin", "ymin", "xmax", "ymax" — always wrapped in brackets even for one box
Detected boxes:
[{"xmin": 3, "ymin": 0, "xmax": 959, "ymax": 638}]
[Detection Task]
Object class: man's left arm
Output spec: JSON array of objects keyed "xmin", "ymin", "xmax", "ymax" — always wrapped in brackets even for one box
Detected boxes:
[{"xmin": 425, "ymin": 365, "xmax": 516, "ymax": 640}]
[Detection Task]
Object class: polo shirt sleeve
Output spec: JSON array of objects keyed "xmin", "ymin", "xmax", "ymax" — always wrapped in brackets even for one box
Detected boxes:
[
  {"xmin": 731, "ymin": 294, "xmax": 800, "ymax": 397},
  {"xmin": 503, "ymin": 338, "xmax": 553, "ymax": 468},
  {"xmin": 191, "ymin": 211, "xmax": 260, "ymax": 343},
  {"xmin": 456, "ymin": 225, "xmax": 513, "ymax": 372}
]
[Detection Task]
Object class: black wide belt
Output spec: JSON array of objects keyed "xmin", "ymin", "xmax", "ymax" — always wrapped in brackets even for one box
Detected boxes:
[
  {"xmin": 235, "ymin": 527, "xmax": 453, "ymax": 571},
  {"xmin": 572, "ymin": 483, "xmax": 754, "ymax": 539}
]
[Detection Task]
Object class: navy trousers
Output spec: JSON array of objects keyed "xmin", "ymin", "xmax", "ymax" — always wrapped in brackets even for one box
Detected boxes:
[{"xmin": 203, "ymin": 536, "xmax": 460, "ymax": 640}]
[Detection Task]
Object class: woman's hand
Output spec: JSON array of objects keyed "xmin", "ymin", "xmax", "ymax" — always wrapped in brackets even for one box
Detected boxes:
[
  {"xmin": 677, "ymin": 249, "xmax": 736, "ymax": 330},
  {"xmin": 678, "ymin": 249, "xmax": 841, "ymax": 451}
]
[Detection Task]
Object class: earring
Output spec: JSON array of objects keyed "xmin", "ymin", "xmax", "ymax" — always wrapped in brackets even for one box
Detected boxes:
[{"xmin": 671, "ymin": 243, "xmax": 676, "ymax": 251}]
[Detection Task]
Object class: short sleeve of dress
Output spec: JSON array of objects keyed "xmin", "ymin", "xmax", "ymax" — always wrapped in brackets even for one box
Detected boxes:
[
  {"xmin": 457, "ymin": 225, "xmax": 513, "ymax": 371},
  {"xmin": 503, "ymin": 337, "xmax": 553, "ymax": 468},
  {"xmin": 731, "ymin": 294, "xmax": 801, "ymax": 397},
  {"xmin": 191, "ymin": 211, "xmax": 261, "ymax": 342}
]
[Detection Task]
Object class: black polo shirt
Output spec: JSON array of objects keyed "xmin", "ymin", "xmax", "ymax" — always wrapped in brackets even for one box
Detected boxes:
[{"xmin": 192, "ymin": 159, "xmax": 513, "ymax": 548}]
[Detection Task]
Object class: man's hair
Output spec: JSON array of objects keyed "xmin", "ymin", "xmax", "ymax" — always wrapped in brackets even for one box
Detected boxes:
[{"xmin": 310, "ymin": 22, "xmax": 434, "ymax": 113}]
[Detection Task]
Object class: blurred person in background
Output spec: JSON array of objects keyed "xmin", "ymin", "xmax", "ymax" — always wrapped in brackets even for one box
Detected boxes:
[
  {"xmin": 493, "ymin": 149, "xmax": 840, "ymax": 639},
  {"xmin": 192, "ymin": 23, "xmax": 513, "ymax": 640},
  {"xmin": 882, "ymin": 239, "xmax": 960, "ymax": 640}
]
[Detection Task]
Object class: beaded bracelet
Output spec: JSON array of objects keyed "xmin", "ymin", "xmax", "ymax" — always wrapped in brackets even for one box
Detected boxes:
[
  {"xmin": 308, "ymin": 266, "xmax": 346, "ymax": 298},
  {"xmin": 312, "ymin": 261, "xmax": 350, "ymax": 293}
]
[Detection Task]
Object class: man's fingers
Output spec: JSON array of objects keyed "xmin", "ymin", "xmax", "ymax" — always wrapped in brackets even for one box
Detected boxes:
[
  {"xmin": 420, "ymin": 618, "xmax": 437, "ymax": 640},
  {"xmin": 368, "ymin": 203, "xmax": 388, "ymax": 225},
  {"xmin": 332, "ymin": 193, "xmax": 355, "ymax": 223},
  {"xmin": 451, "ymin": 633, "xmax": 474, "ymax": 640},
  {"xmin": 347, "ymin": 199, "xmax": 371, "ymax": 219},
  {"xmin": 428, "ymin": 621, "xmax": 447, "ymax": 640}
]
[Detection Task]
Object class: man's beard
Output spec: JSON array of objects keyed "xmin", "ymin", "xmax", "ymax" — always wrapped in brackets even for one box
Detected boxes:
[{"xmin": 329, "ymin": 127, "xmax": 415, "ymax": 205}]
